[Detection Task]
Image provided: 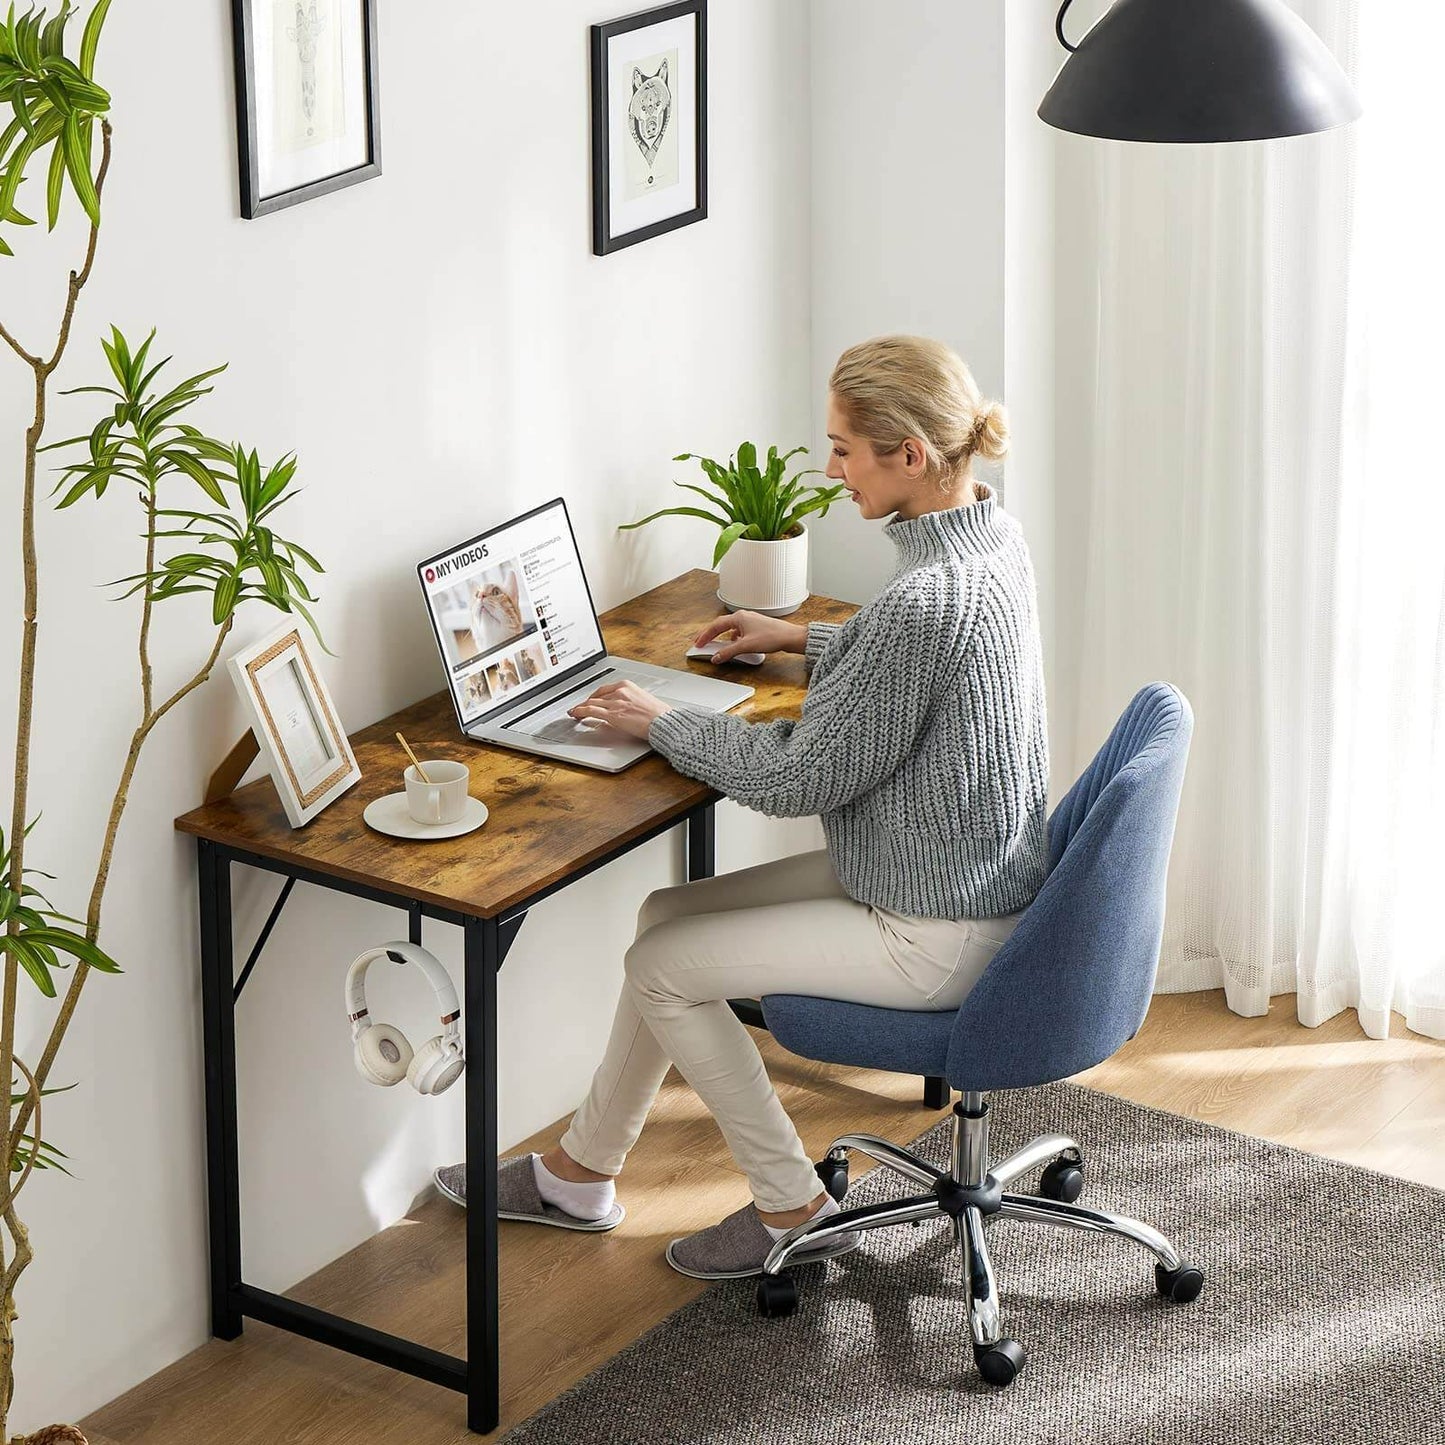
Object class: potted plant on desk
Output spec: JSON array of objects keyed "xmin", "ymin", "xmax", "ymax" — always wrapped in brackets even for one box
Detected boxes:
[{"xmin": 619, "ymin": 442, "xmax": 845, "ymax": 616}]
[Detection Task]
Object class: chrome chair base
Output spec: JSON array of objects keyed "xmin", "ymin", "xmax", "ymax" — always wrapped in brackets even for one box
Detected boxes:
[{"xmin": 757, "ymin": 1092, "xmax": 1205, "ymax": 1386}]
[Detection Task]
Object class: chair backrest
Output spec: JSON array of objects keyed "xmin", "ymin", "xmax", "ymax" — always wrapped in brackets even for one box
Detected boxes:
[{"xmin": 945, "ymin": 682, "xmax": 1193, "ymax": 1092}]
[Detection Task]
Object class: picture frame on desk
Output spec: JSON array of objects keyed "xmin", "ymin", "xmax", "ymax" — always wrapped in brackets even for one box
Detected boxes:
[
  {"xmin": 226, "ymin": 625, "xmax": 360, "ymax": 827},
  {"xmin": 231, "ymin": 0, "xmax": 382, "ymax": 219},
  {"xmin": 590, "ymin": 0, "xmax": 708, "ymax": 255}
]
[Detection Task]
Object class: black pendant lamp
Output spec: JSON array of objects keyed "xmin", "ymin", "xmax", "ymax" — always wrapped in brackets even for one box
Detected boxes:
[{"xmin": 1038, "ymin": 0, "xmax": 1361, "ymax": 142}]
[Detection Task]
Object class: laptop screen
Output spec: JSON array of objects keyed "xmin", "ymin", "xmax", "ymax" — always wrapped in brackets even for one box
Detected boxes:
[{"xmin": 417, "ymin": 498, "xmax": 606, "ymax": 728}]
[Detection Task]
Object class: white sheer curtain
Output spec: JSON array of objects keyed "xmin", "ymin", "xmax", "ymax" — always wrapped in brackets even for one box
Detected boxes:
[{"xmin": 1050, "ymin": 1, "xmax": 1445, "ymax": 1039}]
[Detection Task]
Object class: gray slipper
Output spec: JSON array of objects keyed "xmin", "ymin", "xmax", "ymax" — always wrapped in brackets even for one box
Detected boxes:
[
  {"xmin": 666, "ymin": 1201, "xmax": 859, "ymax": 1280},
  {"xmin": 434, "ymin": 1155, "xmax": 625, "ymax": 1232}
]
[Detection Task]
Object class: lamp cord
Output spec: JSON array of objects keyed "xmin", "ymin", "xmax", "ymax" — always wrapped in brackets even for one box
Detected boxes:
[{"xmin": 1055, "ymin": 0, "xmax": 1079, "ymax": 53}]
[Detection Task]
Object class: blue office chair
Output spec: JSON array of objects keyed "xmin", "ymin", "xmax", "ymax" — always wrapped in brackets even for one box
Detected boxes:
[{"xmin": 754, "ymin": 682, "xmax": 1200, "ymax": 1386}]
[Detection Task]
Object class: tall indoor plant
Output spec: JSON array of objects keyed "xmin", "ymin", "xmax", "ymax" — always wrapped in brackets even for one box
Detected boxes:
[
  {"xmin": 0, "ymin": 8, "xmax": 324, "ymax": 1441},
  {"xmin": 620, "ymin": 441, "xmax": 844, "ymax": 615}
]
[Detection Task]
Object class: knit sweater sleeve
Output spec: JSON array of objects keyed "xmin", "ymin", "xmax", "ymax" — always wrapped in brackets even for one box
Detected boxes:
[
  {"xmin": 803, "ymin": 621, "xmax": 840, "ymax": 673},
  {"xmin": 647, "ymin": 588, "xmax": 951, "ymax": 818}
]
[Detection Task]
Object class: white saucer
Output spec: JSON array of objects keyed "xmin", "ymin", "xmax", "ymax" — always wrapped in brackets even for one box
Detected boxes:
[
  {"xmin": 716, "ymin": 589, "xmax": 803, "ymax": 617},
  {"xmin": 363, "ymin": 792, "xmax": 489, "ymax": 840}
]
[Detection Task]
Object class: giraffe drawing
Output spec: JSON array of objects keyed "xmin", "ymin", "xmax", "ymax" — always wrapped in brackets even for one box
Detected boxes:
[{"xmin": 285, "ymin": 3, "xmax": 326, "ymax": 130}]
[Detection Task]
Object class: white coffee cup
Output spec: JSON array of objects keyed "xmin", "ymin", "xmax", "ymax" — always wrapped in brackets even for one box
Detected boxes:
[{"xmin": 405, "ymin": 760, "xmax": 470, "ymax": 826}]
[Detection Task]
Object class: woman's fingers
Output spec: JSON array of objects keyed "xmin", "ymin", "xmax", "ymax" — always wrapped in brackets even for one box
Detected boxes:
[{"xmin": 693, "ymin": 614, "xmax": 739, "ymax": 647}]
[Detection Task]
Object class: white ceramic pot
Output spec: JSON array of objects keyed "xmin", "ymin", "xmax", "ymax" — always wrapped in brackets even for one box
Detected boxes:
[{"xmin": 716, "ymin": 525, "xmax": 810, "ymax": 616}]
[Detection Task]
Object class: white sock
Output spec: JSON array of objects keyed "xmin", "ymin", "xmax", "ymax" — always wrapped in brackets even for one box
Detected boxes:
[
  {"xmin": 532, "ymin": 1153, "xmax": 616, "ymax": 1221},
  {"xmin": 762, "ymin": 1192, "xmax": 840, "ymax": 1242}
]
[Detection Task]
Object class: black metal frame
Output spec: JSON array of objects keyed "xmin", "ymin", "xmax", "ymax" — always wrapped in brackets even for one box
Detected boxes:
[
  {"xmin": 231, "ymin": 0, "xmax": 383, "ymax": 220},
  {"xmin": 589, "ymin": 0, "xmax": 708, "ymax": 255},
  {"xmin": 197, "ymin": 800, "xmax": 947, "ymax": 1434}
]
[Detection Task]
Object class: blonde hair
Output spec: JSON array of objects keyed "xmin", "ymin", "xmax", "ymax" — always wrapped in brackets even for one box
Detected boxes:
[{"xmin": 828, "ymin": 335, "xmax": 1009, "ymax": 490}]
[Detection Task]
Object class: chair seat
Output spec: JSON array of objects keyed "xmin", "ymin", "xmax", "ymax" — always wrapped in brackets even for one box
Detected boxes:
[{"xmin": 761, "ymin": 994, "xmax": 954, "ymax": 1078}]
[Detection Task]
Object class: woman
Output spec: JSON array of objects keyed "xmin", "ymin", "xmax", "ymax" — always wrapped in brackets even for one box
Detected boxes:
[{"xmin": 436, "ymin": 335, "xmax": 1050, "ymax": 1280}]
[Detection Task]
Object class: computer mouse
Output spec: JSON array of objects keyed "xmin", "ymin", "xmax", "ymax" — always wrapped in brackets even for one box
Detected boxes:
[{"xmin": 686, "ymin": 641, "xmax": 766, "ymax": 666}]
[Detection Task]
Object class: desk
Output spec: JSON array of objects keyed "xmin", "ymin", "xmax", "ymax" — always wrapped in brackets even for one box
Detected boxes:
[{"xmin": 175, "ymin": 567, "xmax": 942, "ymax": 1433}]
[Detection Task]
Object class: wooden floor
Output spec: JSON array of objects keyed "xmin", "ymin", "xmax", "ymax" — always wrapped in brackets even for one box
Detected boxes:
[{"xmin": 81, "ymin": 991, "xmax": 1445, "ymax": 1445}]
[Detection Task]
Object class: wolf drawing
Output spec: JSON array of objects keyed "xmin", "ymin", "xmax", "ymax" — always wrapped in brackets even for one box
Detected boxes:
[{"xmin": 628, "ymin": 58, "xmax": 672, "ymax": 171}]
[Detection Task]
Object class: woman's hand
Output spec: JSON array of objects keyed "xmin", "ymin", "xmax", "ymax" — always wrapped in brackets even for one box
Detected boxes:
[
  {"xmin": 693, "ymin": 610, "xmax": 808, "ymax": 662},
  {"xmin": 569, "ymin": 680, "xmax": 673, "ymax": 739}
]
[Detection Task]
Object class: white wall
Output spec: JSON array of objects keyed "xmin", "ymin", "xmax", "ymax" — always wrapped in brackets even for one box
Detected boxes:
[
  {"xmin": 1004, "ymin": 2, "xmax": 1060, "ymax": 774},
  {"xmin": 807, "ymin": 0, "xmax": 1008, "ymax": 606},
  {"xmin": 0, "ymin": 0, "xmax": 817, "ymax": 1428},
  {"xmin": 806, "ymin": 1, "xmax": 1064, "ymax": 801}
]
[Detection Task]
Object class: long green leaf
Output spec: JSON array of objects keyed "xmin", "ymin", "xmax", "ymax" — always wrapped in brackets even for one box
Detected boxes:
[
  {"xmin": 712, "ymin": 521, "xmax": 755, "ymax": 567},
  {"xmin": 79, "ymin": 0, "xmax": 110, "ymax": 79},
  {"xmin": 212, "ymin": 570, "xmax": 241, "ymax": 625},
  {"xmin": 42, "ymin": 129, "xmax": 63, "ymax": 228},
  {"xmin": 672, "ymin": 479, "xmax": 739, "ymax": 521},
  {"xmin": 60, "ymin": 109, "xmax": 97, "ymax": 222},
  {"xmin": 23, "ymin": 925, "xmax": 120, "ymax": 972},
  {"xmin": 0, "ymin": 121, "xmax": 41, "ymax": 227},
  {"xmin": 617, "ymin": 504, "xmax": 729, "ymax": 532},
  {"xmin": 165, "ymin": 448, "xmax": 228, "ymax": 506},
  {"xmin": 40, "ymin": 5, "xmax": 73, "ymax": 59},
  {"xmin": 0, "ymin": 935, "xmax": 55, "ymax": 997}
]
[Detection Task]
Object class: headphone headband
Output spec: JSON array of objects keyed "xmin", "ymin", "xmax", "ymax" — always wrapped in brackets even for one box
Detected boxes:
[{"xmin": 346, "ymin": 941, "xmax": 462, "ymax": 1041}]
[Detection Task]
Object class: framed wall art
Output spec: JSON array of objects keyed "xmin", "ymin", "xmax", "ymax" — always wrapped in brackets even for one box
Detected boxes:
[
  {"xmin": 227, "ymin": 626, "xmax": 360, "ymax": 827},
  {"xmin": 590, "ymin": 0, "xmax": 708, "ymax": 255},
  {"xmin": 231, "ymin": 0, "xmax": 382, "ymax": 219}
]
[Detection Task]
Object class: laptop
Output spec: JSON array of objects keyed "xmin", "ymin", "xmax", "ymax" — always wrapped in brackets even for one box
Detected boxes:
[{"xmin": 417, "ymin": 497, "xmax": 755, "ymax": 773}]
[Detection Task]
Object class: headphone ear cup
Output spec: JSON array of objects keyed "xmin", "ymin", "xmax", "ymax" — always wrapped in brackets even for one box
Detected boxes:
[
  {"xmin": 406, "ymin": 1035, "xmax": 465, "ymax": 1096},
  {"xmin": 355, "ymin": 1023, "xmax": 413, "ymax": 1087}
]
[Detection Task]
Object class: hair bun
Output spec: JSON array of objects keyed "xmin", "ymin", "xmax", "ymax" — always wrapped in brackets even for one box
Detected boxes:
[{"xmin": 970, "ymin": 402, "xmax": 1010, "ymax": 463}]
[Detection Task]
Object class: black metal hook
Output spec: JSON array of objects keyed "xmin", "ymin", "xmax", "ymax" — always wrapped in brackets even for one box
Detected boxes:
[{"xmin": 1056, "ymin": 0, "xmax": 1079, "ymax": 53}]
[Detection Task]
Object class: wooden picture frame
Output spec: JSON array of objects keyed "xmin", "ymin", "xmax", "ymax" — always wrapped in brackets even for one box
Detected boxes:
[
  {"xmin": 231, "ymin": 0, "xmax": 382, "ymax": 219},
  {"xmin": 590, "ymin": 0, "xmax": 708, "ymax": 255},
  {"xmin": 226, "ymin": 626, "xmax": 360, "ymax": 827}
]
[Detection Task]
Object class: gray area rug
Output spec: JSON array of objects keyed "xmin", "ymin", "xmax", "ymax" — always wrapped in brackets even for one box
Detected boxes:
[{"xmin": 500, "ymin": 1080, "xmax": 1445, "ymax": 1444}]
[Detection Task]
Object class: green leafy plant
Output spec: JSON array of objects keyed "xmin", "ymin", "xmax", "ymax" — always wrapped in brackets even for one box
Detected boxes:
[
  {"xmin": 0, "ymin": 0, "xmax": 111, "ymax": 255},
  {"xmin": 619, "ymin": 441, "xmax": 846, "ymax": 566},
  {"xmin": 0, "ymin": 8, "xmax": 115, "ymax": 1436},
  {"xmin": 33, "ymin": 325, "xmax": 326, "ymax": 994},
  {"xmin": 0, "ymin": 7, "xmax": 326, "ymax": 1439},
  {"xmin": 53, "ymin": 326, "xmax": 325, "ymax": 642},
  {"xmin": 0, "ymin": 820, "xmax": 118, "ymax": 1002}
]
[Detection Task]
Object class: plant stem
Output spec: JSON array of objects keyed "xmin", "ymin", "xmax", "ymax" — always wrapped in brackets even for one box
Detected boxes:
[
  {"xmin": 0, "ymin": 323, "xmax": 38, "ymax": 368},
  {"xmin": 0, "ymin": 125, "xmax": 111, "ymax": 1442},
  {"xmin": 0, "ymin": 119, "xmax": 112, "ymax": 1183},
  {"xmin": 5, "ymin": 1061, "xmax": 40, "ymax": 1207},
  {"xmin": 139, "ymin": 470, "xmax": 157, "ymax": 716},
  {"xmin": 0, "ymin": 1061, "xmax": 38, "ymax": 1442},
  {"xmin": 12, "ymin": 616, "xmax": 235, "ymax": 1150}
]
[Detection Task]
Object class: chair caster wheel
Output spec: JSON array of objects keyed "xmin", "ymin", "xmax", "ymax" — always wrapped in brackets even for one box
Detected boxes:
[
  {"xmin": 756, "ymin": 1273, "xmax": 798, "ymax": 1318},
  {"xmin": 1039, "ymin": 1157, "xmax": 1084, "ymax": 1202},
  {"xmin": 1155, "ymin": 1261, "xmax": 1204, "ymax": 1303},
  {"xmin": 815, "ymin": 1157, "xmax": 849, "ymax": 1202},
  {"xmin": 973, "ymin": 1337, "xmax": 1026, "ymax": 1386}
]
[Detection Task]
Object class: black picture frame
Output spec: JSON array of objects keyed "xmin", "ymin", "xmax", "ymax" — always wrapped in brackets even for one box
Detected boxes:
[
  {"xmin": 590, "ymin": 0, "xmax": 708, "ymax": 256},
  {"xmin": 231, "ymin": 0, "xmax": 383, "ymax": 220}
]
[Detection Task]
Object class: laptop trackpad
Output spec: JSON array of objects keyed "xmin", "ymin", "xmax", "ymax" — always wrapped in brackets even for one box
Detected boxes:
[{"xmin": 514, "ymin": 713, "xmax": 633, "ymax": 748}]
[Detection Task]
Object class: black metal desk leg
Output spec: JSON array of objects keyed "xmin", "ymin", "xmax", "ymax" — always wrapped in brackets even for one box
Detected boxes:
[
  {"xmin": 464, "ymin": 916, "xmax": 500, "ymax": 1434},
  {"xmin": 198, "ymin": 840, "xmax": 243, "ymax": 1338},
  {"xmin": 686, "ymin": 803, "xmax": 716, "ymax": 882}
]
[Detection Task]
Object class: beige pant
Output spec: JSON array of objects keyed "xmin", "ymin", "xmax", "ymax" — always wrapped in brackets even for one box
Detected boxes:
[{"xmin": 559, "ymin": 849, "xmax": 1025, "ymax": 1212}]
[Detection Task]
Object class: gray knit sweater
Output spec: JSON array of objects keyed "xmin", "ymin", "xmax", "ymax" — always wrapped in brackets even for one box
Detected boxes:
[{"xmin": 647, "ymin": 483, "xmax": 1050, "ymax": 919}]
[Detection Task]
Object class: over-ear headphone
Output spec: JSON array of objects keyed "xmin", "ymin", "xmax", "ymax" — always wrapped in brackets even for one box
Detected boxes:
[{"xmin": 345, "ymin": 941, "xmax": 465, "ymax": 1095}]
